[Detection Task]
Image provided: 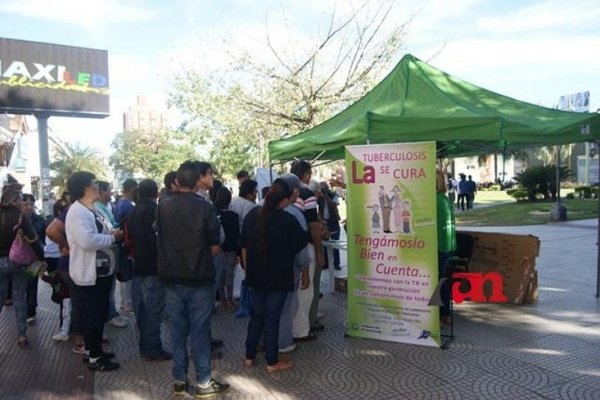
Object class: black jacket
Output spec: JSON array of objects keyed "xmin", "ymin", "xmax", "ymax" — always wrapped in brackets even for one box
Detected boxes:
[
  {"xmin": 157, "ymin": 192, "xmax": 221, "ymax": 287},
  {"xmin": 241, "ymin": 207, "xmax": 308, "ymax": 292},
  {"xmin": 218, "ymin": 209, "xmax": 239, "ymax": 253},
  {"xmin": 126, "ymin": 200, "xmax": 158, "ymax": 276}
]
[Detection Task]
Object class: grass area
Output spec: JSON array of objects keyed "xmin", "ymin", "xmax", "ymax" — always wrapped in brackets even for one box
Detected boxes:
[
  {"xmin": 456, "ymin": 199, "xmax": 598, "ymax": 226},
  {"xmin": 472, "ymin": 190, "xmax": 515, "ymax": 206}
]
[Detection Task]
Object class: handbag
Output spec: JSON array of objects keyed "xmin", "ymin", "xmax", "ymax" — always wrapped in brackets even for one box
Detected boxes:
[
  {"xmin": 9, "ymin": 216, "xmax": 38, "ymax": 266},
  {"xmin": 235, "ymin": 280, "xmax": 252, "ymax": 319}
]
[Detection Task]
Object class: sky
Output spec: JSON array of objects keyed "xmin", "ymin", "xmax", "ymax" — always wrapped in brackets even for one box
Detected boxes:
[{"xmin": 1, "ymin": 0, "xmax": 599, "ymax": 158}]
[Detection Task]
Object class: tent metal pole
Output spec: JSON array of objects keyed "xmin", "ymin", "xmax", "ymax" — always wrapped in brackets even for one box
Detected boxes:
[{"xmin": 596, "ymin": 142, "xmax": 600, "ymax": 297}]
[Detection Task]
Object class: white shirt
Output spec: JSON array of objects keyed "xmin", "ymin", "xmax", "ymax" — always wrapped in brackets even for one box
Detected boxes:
[{"xmin": 230, "ymin": 196, "xmax": 257, "ymax": 232}]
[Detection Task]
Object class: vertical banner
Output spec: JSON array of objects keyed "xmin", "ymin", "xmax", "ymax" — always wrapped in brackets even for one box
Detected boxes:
[{"xmin": 345, "ymin": 142, "xmax": 440, "ymax": 347}]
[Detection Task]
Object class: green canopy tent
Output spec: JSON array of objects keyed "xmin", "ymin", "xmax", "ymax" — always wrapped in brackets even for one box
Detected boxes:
[
  {"xmin": 269, "ymin": 54, "xmax": 600, "ymax": 161},
  {"xmin": 268, "ymin": 53, "xmax": 600, "ymax": 294}
]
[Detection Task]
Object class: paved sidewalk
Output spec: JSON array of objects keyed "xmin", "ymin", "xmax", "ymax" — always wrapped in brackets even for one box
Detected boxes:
[{"xmin": 1, "ymin": 219, "xmax": 600, "ymax": 399}]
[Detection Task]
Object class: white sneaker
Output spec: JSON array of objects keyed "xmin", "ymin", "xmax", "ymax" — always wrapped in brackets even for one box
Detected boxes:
[
  {"xmin": 52, "ymin": 332, "xmax": 70, "ymax": 342},
  {"xmin": 279, "ymin": 344, "xmax": 297, "ymax": 354},
  {"xmin": 108, "ymin": 316, "xmax": 127, "ymax": 328}
]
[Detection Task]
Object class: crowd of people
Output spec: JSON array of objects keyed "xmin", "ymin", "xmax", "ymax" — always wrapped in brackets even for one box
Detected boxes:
[{"xmin": 0, "ymin": 159, "xmax": 343, "ymax": 398}]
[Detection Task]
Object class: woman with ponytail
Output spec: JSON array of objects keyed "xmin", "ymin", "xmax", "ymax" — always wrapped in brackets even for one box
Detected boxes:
[{"xmin": 241, "ymin": 178, "xmax": 308, "ymax": 373}]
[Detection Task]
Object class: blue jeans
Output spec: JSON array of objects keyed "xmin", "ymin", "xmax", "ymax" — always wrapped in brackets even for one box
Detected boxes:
[
  {"xmin": 0, "ymin": 257, "xmax": 28, "ymax": 336},
  {"xmin": 132, "ymin": 275, "xmax": 166, "ymax": 356},
  {"xmin": 165, "ymin": 284, "xmax": 214, "ymax": 384},
  {"xmin": 245, "ymin": 288, "xmax": 289, "ymax": 365}
]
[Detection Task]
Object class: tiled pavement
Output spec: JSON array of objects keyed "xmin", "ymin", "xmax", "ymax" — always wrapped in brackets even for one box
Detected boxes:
[{"xmin": 2, "ymin": 218, "xmax": 600, "ymax": 399}]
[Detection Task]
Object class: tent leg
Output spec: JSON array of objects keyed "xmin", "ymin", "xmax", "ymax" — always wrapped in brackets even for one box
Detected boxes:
[{"xmin": 596, "ymin": 145, "xmax": 600, "ymax": 297}]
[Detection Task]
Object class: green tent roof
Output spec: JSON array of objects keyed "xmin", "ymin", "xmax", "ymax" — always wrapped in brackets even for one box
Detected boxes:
[{"xmin": 268, "ymin": 54, "xmax": 600, "ymax": 161}]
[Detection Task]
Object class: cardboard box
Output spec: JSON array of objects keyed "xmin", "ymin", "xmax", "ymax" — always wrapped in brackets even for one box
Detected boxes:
[
  {"xmin": 335, "ymin": 277, "xmax": 348, "ymax": 293},
  {"xmin": 460, "ymin": 231, "xmax": 540, "ymax": 304},
  {"xmin": 524, "ymin": 270, "xmax": 538, "ymax": 304}
]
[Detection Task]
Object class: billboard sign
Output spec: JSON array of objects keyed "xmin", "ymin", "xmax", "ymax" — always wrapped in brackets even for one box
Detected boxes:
[
  {"xmin": 558, "ymin": 91, "xmax": 590, "ymax": 112},
  {"xmin": 0, "ymin": 38, "xmax": 109, "ymax": 118}
]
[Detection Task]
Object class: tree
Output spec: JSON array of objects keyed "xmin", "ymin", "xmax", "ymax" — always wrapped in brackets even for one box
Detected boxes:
[
  {"xmin": 50, "ymin": 138, "xmax": 107, "ymax": 193},
  {"xmin": 514, "ymin": 165, "xmax": 571, "ymax": 201},
  {"xmin": 109, "ymin": 130, "xmax": 197, "ymax": 181},
  {"xmin": 168, "ymin": 0, "xmax": 412, "ymax": 175}
]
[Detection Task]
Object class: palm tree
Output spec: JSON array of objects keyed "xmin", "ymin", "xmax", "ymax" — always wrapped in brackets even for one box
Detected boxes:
[{"xmin": 50, "ymin": 137, "xmax": 107, "ymax": 193}]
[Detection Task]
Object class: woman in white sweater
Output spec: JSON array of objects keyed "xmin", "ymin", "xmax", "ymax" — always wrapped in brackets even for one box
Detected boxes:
[{"xmin": 65, "ymin": 171, "xmax": 122, "ymax": 372}]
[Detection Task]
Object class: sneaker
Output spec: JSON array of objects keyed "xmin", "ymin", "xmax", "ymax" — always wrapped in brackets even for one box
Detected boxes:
[
  {"xmin": 279, "ymin": 344, "xmax": 297, "ymax": 354},
  {"xmin": 108, "ymin": 316, "xmax": 127, "ymax": 328},
  {"xmin": 72, "ymin": 345, "xmax": 86, "ymax": 355},
  {"xmin": 83, "ymin": 352, "xmax": 115, "ymax": 364},
  {"xmin": 87, "ymin": 358, "xmax": 119, "ymax": 372},
  {"xmin": 142, "ymin": 351, "xmax": 172, "ymax": 361},
  {"xmin": 52, "ymin": 332, "xmax": 70, "ymax": 342},
  {"xmin": 173, "ymin": 381, "xmax": 187, "ymax": 396},
  {"xmin": 194, "ymin": 380, "xmax": 230, "ymax": 398},
  {"xmin": 26, "ymin": 316, "xmax": 36, "ymax": 325},
  {"xmin": 309, "ymin": 323, "xmax": 325, "ymax": 332}
]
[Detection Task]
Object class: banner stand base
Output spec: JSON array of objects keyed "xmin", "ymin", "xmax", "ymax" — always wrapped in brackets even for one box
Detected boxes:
[{"xmin": 440, "ymin": 294, "xmax": 456, "ymax": 350}]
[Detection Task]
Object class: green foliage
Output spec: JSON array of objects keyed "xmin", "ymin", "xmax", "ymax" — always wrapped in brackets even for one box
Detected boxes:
[
  {"xmin": 565, "ymin": 193, "xmax": 575, "ymax": 200},
  {"xmin": 50, "ymin": 140, "xmax": 107, "ymax": 193},
  {"xmin": 506, "ymin": 188, "xmax": 519, "ymax": 196},
  {"xmin": 109, "ymin": 130, "xmax": 197, "ymax": 181},
  {"xmin": 507, "ymin": 189, "xmax": 529, "ymax": 201},
  {"xmin": 489, "ymin": 184, "xmax": 501, "ymax": 191},
  {"xmin": 574, "ymin": 186, "xmax": 592, "ymax": 199},
  {"xmin": 456, "ymin": 199, "xmax": 597, "ymax": 226},
  {"xmin": 514, "ymin": 165, "xmax": 571, "ymax": 201}
]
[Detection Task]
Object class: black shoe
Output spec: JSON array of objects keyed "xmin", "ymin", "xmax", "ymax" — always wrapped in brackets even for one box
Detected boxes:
[
  {"xmin": 142, "ymin": 350, "xmax": 172, "ymax": 361},
  {"xmin": 210, "ymin": 339, "xmax": 223, "ymax": 350},
  {"xmin": 334, "ymin": 265, "xmax": 341, "ymax": 270},
  {"xmin": 195, "ymin": 380, "xmax": 230, "ymax": 398},
  {"xmin": 87, "ymin": 358, "xmax": 119, "ymax": 371},
  {"xmin": 174, "ymin": 381, "xmax": 187, "ymax": 396},
  {"xmin": 83, "ymin": 352, "xmax": 115, "ymax": 364},
  {"xmin": 310, "ymin": 323, "xmax": 325, "ymax": 333}
]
